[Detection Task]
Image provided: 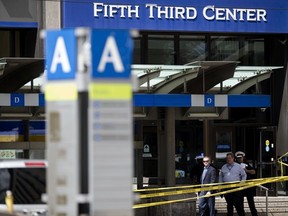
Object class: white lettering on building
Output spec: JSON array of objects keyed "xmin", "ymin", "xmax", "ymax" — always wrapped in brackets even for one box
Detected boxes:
[
  {"xmin": 145, "ymin": 4, "xmax": 197, "ymax": 20},
  {"xmin": 92, "ymin": 2, "xmax": 267, "ymax": 22},
  {"xmin": 203, "ymin": 5, "xmax": 267, "ymax": 22},
  {"xmin": 94, "ymin": 3, "xmax": 139, "ymax": 18}
]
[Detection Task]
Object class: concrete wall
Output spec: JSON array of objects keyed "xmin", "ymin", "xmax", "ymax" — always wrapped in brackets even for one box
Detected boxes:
[
  {"xmin": 276, "ymin": 65, "xmax": 288, "ymax": 159},
  {"xmin": 35, "ymin": 0, "xmax": 61, "ymax": 58}
]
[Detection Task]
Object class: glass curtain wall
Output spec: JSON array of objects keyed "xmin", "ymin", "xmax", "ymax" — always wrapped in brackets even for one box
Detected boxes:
[{"xmin": 138, "ymin": 33, "xmax": 265, "ymax": 66}]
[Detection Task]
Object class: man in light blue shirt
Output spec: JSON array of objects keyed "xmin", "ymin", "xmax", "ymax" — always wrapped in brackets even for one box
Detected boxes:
[{"xmin": 219, "ymin": 152, "xmax": 247, "ymax": 216}]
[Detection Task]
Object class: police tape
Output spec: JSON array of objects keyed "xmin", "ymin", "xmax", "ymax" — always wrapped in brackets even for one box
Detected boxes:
[
  {"xmin": 278, "ymin": 152, "xmax": 288, "ymax": 176},
  {"xmin": 133, "ymin": 176, "xmax": 288, "ymax": 209},
  {"xmin": 133, "ymin": 151, "xmax": 288, "ymax": 209}
]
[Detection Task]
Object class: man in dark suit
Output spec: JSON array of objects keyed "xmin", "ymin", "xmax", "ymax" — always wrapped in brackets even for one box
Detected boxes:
[{"xmin": 198, "ymin": 156, "xmax": 217, "ymax": 216}]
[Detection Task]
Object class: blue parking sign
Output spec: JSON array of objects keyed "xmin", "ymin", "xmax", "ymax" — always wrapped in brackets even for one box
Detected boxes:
[
  {"xmin": 91, "ymin": 30, "xmax": 133, "ymax": 79},
  {"xmin": 46, "ymin": 29, "xmax": 77, "ymax": 80}
]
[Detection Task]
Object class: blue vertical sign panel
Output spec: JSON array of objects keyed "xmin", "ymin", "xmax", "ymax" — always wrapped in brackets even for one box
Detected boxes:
[
  {"xmin": 46, "ymin": 29, "xmax": 77, "ymax": 80},
  {"xmin": 91, "ymin": 30, "xmax": 133, "ymax": 79}
]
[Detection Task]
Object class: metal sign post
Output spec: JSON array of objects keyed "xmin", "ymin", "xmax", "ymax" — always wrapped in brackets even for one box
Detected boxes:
[
  {"xmin": 75, "ymin": 28, "xmax": 91, "ymax": 215},
  {"xmin": 88, "ymin": 30, "xmax": 134, "ymax": 216}
]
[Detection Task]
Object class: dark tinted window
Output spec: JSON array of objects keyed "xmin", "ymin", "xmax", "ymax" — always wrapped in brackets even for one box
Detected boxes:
[
  {"xmin": 147, "ymin": 35, "xmax": 175, "ymax": 64},
  {"xmin": 0, "ymin": 168, "xmax": 46, "ymax": 204}
]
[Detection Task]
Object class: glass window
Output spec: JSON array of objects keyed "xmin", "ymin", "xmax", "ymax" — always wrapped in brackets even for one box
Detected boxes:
[
  {"xmin": 137, "ymin": 33, "xmax": 266, "ymax": 66},
  {"xmin": 241, "ymin": 38, "xmax": 265, "ymax": 66},
  {"xmin": 133, "ymin": 37, "xmax": 141, "ymax": 64},
  {"xmin": 0, "ymin": 121, "xmax": 23, "ymax": 142},
  {"xmin": 210, "ymin": 36, "xmax": 240, "ymax": 61},
  {"xmin": 0, "ymin": 29, "xmax": 36, "ymax": 58},
  {"xmin": 143, "ymin": 126, "xmax": 158, "ymax": 157},
  {"xmin": 29, "ymin": 121, "xmax": 45, "ymax": 142},
  {"xmin": 0, "ymin": 31, "xmax": 11, "ymax": 57},
  {"xmin": 179, "ymin": 35, "xmax": 206, "ymax": 64},
  {"xmin": 215, "ymin": 131, "xmax": 232, "ymax": 168},
  {"xmin": 143, "ymin": 125, "xmax": 158, "ymax": 177},
  {"xmin": 0, "ymin": 167, "xmax": 46, "ymax": 204},
  {"xmin": 0, "ymin": 121, "xmax": 45, "ymax": 143},
  {"xmin": 175, "ymin": 120, "xmax": 203, "ymax": 181},
  {"xmin": 147, "ymin": 35, "xmax": 175, "ymax": 64}
]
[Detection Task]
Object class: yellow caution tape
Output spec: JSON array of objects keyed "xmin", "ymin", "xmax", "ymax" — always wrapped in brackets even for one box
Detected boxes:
[
  {"xmin": 136, "ymin": 177, "xmax": 285, "ymax": 199},
  {"xmin": 133, "ymin": 176, "xmax": 288, "ymax": 209},
  {"xmin": 133, "ymin": 149, "xmax": 288, "ymax": 209},
  {"xmin": 278, "ymin": 151, "xmax": 288, "ymax": 176}
]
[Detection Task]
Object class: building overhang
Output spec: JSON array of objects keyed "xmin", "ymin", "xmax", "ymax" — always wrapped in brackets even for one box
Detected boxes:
[
  {"xmin": 0, "ymin": 58, "xmax": 44, "ymax": 93},
  {"xmin": 0, "ymin": 58, "xmax": 282, "ymax": 120}
]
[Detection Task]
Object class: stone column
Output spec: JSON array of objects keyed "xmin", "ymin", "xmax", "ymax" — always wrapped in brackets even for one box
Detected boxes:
[
  {"xmin": 43, "ymin": 1, "xmax": 61, "ymax": 29},
  {"xmin": 203, "ymin": 120, "xmax": 214, "ymax": 159},
  {"xmin": 36, "ymin": 1, "xmax": 61, "ymax": 58}
]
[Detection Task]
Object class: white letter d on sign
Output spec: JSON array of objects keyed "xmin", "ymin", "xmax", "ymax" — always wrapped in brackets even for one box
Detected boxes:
[{"xmin": 207, "ymin": 98, "xmax": 212, "ymax": 104}]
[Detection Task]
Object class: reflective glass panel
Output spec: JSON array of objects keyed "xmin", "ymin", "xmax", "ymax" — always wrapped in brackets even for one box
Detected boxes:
[
  {"xmin": 179, "ymin": 35, "xmax": 206, "ymax": 64},
  {"xmin": 148, "ymin": 35, "xmax": 174, "ymax": 64}
]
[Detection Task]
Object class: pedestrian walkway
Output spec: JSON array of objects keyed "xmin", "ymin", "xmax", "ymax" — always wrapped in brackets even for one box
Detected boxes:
[{"xmin": 196, "ymin": 196, "xmax": 288, "ymax": 215}]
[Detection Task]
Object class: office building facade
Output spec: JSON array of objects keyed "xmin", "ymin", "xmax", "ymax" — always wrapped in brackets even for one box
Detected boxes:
[{"xmin": 0, "ymin": 0, "xmax": 288, "ymax": 192}]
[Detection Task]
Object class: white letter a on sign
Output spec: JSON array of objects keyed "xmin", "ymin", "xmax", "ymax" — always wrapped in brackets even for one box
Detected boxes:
[
  {"xmin": 50, "ymin": 36, "xmax": 71, "ymax": 73},
  {"xmin": 97, "ymin": 36, "xmax": 124, "ymax": 73}
]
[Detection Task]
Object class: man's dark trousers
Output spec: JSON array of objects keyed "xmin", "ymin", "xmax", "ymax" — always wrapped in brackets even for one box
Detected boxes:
[
  {"xmin": 199, "ymin": 191, "xmax": 215, "ymax": 216},
  {"xmin": 244, "ymin": 188, "xmax": 258, "ymax": 216},
  {"xmin": 224, "ymin": 191, "xmax": 245, "ymax": 216}
]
